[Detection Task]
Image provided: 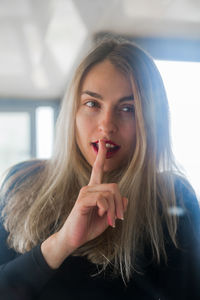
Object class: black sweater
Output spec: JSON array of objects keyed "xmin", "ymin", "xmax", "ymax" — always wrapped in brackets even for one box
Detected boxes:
[{"xmin": 0, "ymin": 170, "xmax": 200, "ymax": 300}]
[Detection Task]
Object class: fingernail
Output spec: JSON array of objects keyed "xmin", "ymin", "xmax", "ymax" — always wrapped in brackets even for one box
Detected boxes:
[
  {"xmin": 118, "ymin": 212, "xmax": 124, "ymax": 220},
  {"xmin": 112, "ymin": 219, "xmax": 116, "ymax": 228},
  {"xmin": 108, "ymin": 216, "xmax": 114, "ymax": 227}
]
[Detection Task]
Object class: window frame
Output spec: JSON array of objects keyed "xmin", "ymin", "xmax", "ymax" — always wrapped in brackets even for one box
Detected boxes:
[{"xmin": 0, "ymin": 99, "xmax": 60, "ymax": 158}]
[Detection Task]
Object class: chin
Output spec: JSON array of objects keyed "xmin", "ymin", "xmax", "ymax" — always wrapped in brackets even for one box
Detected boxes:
[
  {"xmin": 103, "ymin": 166, "xmax": 113, "ymax": 173},
  {"xmin": 103, "ymin": 161, "xmax": 120, "ymax": 173}
]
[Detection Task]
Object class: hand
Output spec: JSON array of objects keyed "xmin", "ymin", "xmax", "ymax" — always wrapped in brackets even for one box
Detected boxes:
[{"xmin": 41, "ymin": 140, "xmax": 128, "ymax": 268}]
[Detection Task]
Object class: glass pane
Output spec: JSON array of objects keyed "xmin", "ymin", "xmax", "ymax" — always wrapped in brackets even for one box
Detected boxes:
[
  {"xmin": 0, "ymin": 112, "xmax": 30, "ymax": 177},
  {"xmin": 155, "ymin": 60, "xmax": 200, "ymax": 200},
  {"xmin": 36, "ymin": 106, "xmax": 54, "ymax": 158}
]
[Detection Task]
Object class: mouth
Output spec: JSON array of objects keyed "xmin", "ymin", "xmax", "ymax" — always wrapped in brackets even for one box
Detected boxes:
[{"xmin": 91, "ymin": 140, "xmax": 121, "ymax": 159}]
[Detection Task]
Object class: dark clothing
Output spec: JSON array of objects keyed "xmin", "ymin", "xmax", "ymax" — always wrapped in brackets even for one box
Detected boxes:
[{"xmin": 0, "ymin": 166, "xmax": 200, "ymax": 299}]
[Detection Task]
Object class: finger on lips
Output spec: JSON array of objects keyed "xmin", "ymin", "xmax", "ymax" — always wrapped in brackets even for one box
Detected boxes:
[
  {"xmin": 88, "ymin": 139, "xmax": 126, "ymax": 227},
  {"xmin": 88, "ymin": 139, "xmax": 106, "ymax": 186}
]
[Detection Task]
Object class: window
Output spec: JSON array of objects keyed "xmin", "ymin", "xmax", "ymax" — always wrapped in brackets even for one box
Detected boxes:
[
  {"xmin": 129, "ymin": 37, "xmax": 200, "ymax": 199},
  {"xmin": 155, "ymin": 60, "xmax": 200, "ymax": 199},
  {"xmin": 0, "ymin": 100, "xmax": 59, "ymax": 178},
  {"xmin": 0, "ymin": 112, "xmax": 30, "ymax": 173}
]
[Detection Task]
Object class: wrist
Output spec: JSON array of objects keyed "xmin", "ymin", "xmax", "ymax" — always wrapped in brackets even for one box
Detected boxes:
[{"xmin": 41, "ymin": 232, "xmax": 75, "ymax": 269}]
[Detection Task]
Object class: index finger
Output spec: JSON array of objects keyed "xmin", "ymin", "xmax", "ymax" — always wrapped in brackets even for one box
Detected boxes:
[{"xmin": 88, "ymin": 139, "xmax": 106, "ymax": 186}]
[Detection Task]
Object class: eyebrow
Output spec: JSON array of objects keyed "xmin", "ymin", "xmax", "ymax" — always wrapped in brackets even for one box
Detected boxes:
[{"xmin": 81, "ymin": 90, "xmax": 134, "ymax": 102}]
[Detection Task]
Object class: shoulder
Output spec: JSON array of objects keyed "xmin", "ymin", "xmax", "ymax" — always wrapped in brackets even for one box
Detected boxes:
[
  {"xmin": 172, "ymin": 175, "xmax": 200, "ymax": 246},
  {"xmin": 158, "ymin": 171, "xmax": 199, "ymax": 211},
  {"xmin": 173, "ymin": 175, "xmax": 199, "ymax": 214},
  {"xmin": 3, "ymin": 159, "xmax": 46, "ymax": 180},
  {"xmin": 0, "ymin": 159, "xmax": 46, "ymax": 203},
  {"xmin": 158, "ymin": 172, "xmax": 200, "ymax": 234}
]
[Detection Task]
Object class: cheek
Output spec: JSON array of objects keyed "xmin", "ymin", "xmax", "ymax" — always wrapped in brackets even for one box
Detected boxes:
[
  {"xmin": 122, "ymin": 128, "xmax": 136, "ymax": 156},
  {"xmin": 121, "ymin": 120, "xmax": 136, "ymax": 142},
  {"xmin": 76, "ymin": 113, "xmax": 94, "ymax": 144}
]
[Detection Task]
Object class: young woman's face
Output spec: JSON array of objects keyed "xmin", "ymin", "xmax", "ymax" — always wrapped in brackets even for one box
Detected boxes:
[{"xmin": 76, "ymin": 59, "xmax": 136, "ymax": 172}]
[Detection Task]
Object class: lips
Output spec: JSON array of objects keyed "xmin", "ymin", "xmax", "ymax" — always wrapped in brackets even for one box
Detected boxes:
[{"xmin": 91, "ymin": 140, "xmax": 121, "ymax": 159}]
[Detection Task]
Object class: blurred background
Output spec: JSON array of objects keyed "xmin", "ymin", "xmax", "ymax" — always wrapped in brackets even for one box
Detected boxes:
[{"xmin": 0, "ymin": 0, "xmax": 200, "ymax": 198}]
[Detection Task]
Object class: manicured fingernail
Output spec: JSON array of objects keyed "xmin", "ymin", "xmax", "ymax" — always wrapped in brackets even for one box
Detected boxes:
[
  {"xmin": 112, "ymin": 219, "xmax": 116, "ymax": 228},
  {"xmin": 108, "ymin": 216, "xmax": 115, "ymax": 227},
  {"xmin": 118, "ymin": 212, "xmax": 124, "ymax": 220}
]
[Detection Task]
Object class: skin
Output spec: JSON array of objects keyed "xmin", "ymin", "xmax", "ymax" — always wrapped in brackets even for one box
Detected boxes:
[
  {"xmin": 76, "ymin": 59, "xmax": 136, "ymax": 172},
  {"xmin": 41, "ymin": 60, "xmax": 136, "ymax": 269},
  {"xmin": 41, "ymin": 140, "xmax": 128, "ymax": 269}
]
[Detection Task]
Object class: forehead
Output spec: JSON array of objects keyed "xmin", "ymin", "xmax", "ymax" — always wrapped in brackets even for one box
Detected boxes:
[{"xmin": 81, "ymin": 60, "xmax": 132, "ymax": 97}]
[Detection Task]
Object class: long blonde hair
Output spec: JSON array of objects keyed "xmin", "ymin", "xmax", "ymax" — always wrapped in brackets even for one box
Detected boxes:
[{"xmin": 1, "ymin": 39, "xmax": 182, "ymax": 282}]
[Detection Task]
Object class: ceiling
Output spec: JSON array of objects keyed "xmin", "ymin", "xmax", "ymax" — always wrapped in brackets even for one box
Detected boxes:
[{"xmin": 0, "ymin": 0, "xmax": 200, "ymax": 100}]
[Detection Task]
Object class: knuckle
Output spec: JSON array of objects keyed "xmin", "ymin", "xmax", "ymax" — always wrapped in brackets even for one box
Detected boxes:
[
  {"xmin": 104, "ymin": 191, "xmax": 111, "ymax": 198},
  {"xmin": 80, "ymin": 186, "xmax": 85, "ymax": 193},
  {"xmin": 96, "ymin": 193, "xmax": 103, "ymax": 201},
  {"xmin": 104, "ymin": 191, "xmax": 114, "ymax": 203},
  {"xmin": 97, "ymin": 195, "xmax": 107, "ymax": 209},
  {"xmin": 80, "ymin": 186, "xmax": 87, "ymax": 195},
  {"xmin": 109, "ymin": 183, "xmax": 117, "ymax": 190}
]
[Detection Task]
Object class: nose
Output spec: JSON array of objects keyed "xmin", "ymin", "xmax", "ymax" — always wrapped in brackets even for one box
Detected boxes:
[{"xmin": 98, "ymin": 110, "xmax": 118, "ymax": 135}]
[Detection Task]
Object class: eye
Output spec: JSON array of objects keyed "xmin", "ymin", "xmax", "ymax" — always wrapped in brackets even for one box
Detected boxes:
[
  {"xmin": 120, "ymin": 105, "xmax": 135, "ymax": 113},
  {"xmin": 85, "ymin": 100, "xmax": 100, "ymax": 108}
]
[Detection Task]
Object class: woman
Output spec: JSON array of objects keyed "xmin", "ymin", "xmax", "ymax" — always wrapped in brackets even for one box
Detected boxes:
[{"xmin": 0, "ymin": 39, "xmax": 200, "ymax": 300}]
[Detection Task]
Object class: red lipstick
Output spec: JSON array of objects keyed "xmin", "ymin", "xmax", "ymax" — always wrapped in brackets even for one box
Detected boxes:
[{"xmin": 91, "ymin": 140, "xmax": 120, "ymax": 159}]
